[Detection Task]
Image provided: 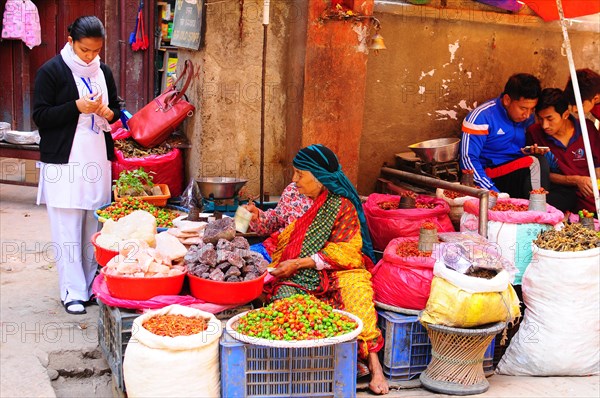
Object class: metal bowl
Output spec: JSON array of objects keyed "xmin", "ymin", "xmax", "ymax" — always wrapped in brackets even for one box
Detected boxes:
[
  {"xmin": 408, "ymin": 137, "xmax": 460, "ymax": 163},
  {"xmin": 195, "ymin": 177, "xmax": 248, "ymax": 200}
]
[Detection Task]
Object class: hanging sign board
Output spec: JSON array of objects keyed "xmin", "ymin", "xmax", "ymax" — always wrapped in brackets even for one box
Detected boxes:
[{"xmin": 171, "ymin": 0, "xmax": 203, "ymax": 50}]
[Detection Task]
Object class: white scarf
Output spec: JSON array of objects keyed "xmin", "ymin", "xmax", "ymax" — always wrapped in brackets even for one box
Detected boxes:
[{"xmin": 60, "ymin": 42, "xmax": 100, "ymax": 78}]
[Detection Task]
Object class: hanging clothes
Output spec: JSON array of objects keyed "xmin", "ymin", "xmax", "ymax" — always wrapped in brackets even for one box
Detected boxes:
[{"xmin": 1, "ymin": 0, "xmax": 42, "ymax": 49}]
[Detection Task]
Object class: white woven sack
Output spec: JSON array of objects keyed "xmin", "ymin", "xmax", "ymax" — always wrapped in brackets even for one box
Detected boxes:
[
  {"xmin": 460, "ymin": 213, "xmax": 553, "ymax": 285},
  {"xmin": 123, "ymin": 304, "xmax": 222, "ymax": 397},
  {"xmin": 497, "ymin": 245, "xmax": 600, "ymax": 376}
]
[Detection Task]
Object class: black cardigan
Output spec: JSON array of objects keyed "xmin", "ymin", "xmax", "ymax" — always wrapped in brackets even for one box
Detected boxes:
[{"xmin": 32, "ymin": 55, "xmax": 121, "ymax": 164}]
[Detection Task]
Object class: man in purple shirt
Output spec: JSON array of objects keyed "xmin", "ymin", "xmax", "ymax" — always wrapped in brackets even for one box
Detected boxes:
[{"xmin": 526, "ymin": 88, "xmax": 600, "ymax": 213}]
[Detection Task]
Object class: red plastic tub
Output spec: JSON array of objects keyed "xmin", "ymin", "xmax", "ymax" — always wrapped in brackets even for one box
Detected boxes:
[
  {"xmin": 188, "ymin": 272, "xmax": 267, "ymax": 305},
  {"xmin": 91, "ymin": 232, "xmax": 119, "ymax": 267},
  {"xmin": 101, "ymin": 267, "xmax": 187, "ymax": 300}
]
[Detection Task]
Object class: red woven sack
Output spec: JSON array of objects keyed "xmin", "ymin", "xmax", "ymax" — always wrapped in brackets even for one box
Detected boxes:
[
  {"xmin": 363, "ymin": 193, "xmax": 454, "ymax": 251},
  {"xmin": 112, "ymin": 146, "xmax": 184, "ymax": 197},
  {"xmin": 128, "ymin": 60, "xmax": 195, "ymax": 148},
  {"xmin": 371, "ymin": 237, "xmax": 435, "ymax": 310}
]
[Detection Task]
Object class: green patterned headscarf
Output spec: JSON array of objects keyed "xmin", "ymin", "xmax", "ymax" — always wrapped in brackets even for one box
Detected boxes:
[{"xmin": 293, "ymin": 144, "xmax": 375, "ymax": 263}]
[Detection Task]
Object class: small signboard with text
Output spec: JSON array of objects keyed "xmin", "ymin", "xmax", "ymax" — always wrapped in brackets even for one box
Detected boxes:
[{"xmin": 171, "ymin": 0, "xmax": 203, "ymax": 50}]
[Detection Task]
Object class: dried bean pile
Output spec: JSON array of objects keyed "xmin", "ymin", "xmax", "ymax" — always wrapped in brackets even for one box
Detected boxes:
[
  {"xmin": 185, "ymin": 236, "xmax": 268, "ymax": 282},
  {"xmin": 534, "ymin": 223, "xmax": 599, "ymax": 252}
]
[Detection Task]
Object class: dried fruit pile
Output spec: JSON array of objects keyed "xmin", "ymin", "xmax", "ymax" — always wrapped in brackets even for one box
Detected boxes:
[
  {"xmin": 396, "ymin": 241, "xmax": 433, "ymax": 257},
  {"xmin": 490, "ymin": 202, "xmax": 529, "ymax": 212},
  {"xmin": 234, "ymin": 294, "xmax": 358, "ymax": 341},
  {"xmin": 143, "ymin": 314, "xmax": 208, "ymax": 337},
  {"xmin": 96, "ymin": 197, "xmax": 180, "ymax": 228},
  {"xmin": 415, "ymin": 202, "xmax": 436, "ymax": 209},
  {"xmin": 534, "ymin": 223, "xmax": 600, "ymax": 252},
  {"xmin": 185, "ymin": 237, "xmax": 268, "ymax": 282}
]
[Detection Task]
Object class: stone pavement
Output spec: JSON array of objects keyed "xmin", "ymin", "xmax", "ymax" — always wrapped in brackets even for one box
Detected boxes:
[{"xmin": 1, "ymin": 184, "xmax": 598, "ymax": 397}]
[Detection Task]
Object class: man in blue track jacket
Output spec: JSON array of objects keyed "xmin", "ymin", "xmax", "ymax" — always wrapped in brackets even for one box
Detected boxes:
[{"xmin": 460, "ymin": 73, "xmax": 550, "ymax": 199}]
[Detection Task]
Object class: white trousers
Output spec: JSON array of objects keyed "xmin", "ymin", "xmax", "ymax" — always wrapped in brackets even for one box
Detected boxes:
[{"xmin": 46, "ymin": 206, "xmax": 98, "ymax": 302}]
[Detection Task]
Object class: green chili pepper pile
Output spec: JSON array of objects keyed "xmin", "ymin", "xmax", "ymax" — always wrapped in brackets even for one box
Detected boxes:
[{"xmin": 235, "ymin": 294, "xmax": 358, "ymax": 341}]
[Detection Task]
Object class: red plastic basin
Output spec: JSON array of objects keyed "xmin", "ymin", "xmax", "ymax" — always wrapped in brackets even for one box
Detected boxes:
[
  {"xmin": 101, "ymin": 267, "xmax": 187, "ymax": 300},
  {"xmin": 90, "ymin": 232, "xmax": 119, "ymax": 267},
  {"xmin": 188, "ymin": 272, "xmax": 267, "ymax": 305}
]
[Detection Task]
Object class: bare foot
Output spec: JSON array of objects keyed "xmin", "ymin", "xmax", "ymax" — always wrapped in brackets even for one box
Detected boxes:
[{"xmin": 367, "ymin": 352, "xmax": 389, "ymax": 395}]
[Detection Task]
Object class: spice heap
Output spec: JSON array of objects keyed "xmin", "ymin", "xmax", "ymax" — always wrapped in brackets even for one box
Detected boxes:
[
  {"xmin": 534, "ymin": 223, "xmax": 600, "ymax": 252},
  {"xmin": 96, "ymin": 197, "xmax": 180, "ymax": 228},
  {"xmin": 490, "ymin": 201, "xmax": 529, "ymax": 212},
  {"xmin": 143, "ymin": 314, "xmax": 208, "ymax": 337},
  {"xmin": 465, "ymin": 268, "xmax": 497, "ymax": 279},
  {"xmin": 234, "ymin": 294, "xmax": 358, "ymax": 341}
]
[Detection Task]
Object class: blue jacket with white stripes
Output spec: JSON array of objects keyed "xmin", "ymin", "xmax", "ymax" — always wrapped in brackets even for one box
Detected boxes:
[{"xmin": 459, "ymin": 96, "xmax": 535, "ymax": 191}]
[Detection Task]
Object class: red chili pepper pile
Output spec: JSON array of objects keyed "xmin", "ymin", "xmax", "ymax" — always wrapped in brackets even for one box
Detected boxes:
[
  {"xmin": 415, "ymin": 201, "xmax": 436, "ymax": 209},
  {"xmin": 96, "ymin": 197, "xmax": 179, "ymax": 228},
  {"xmin": 377, "ymin": 200, "xmax": 400, "ymax": 210},
  {"xmin": 396, "ymin": 241, "xmax": 433, "ymax": 257},
  {"xmin": 444, "ymin": 190, "xmax": 467, "ymax": 199},
  {"xmin": 235, "ymin": 294, "xmax": 358, "ymax": 341},
  {"xmin": 489, "ymin": 190, "xmax": 499, "ymax": 197},
  {"xmin": 143, "ymin": 314, "xmax": 209, "ymax": 337},
  {"xmin": 421, "ymin": 221, "xmax": 437, "ymax": 230},
  {"xmin": 491, "ymin": 202, "xmax": 529, "ymax": 212}
]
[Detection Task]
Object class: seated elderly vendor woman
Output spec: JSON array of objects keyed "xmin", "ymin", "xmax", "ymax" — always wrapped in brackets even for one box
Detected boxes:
[{"xmin": 243, "ymin": 144, "xmax": 389, "ymax": 395}]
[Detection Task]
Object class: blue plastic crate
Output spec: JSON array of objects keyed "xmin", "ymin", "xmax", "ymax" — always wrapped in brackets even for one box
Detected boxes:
[
  {"xmin": 220, "ymin": 330, "xmax": 357, "ymax": 398},
  {"xmin": 377, "ymin": 310, "xmax": 495, "ymax": 381}
]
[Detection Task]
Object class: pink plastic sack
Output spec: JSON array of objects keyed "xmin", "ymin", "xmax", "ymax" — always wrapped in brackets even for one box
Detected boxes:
[
  {"xmin": 92, "ymin": 275, "xmax": 235, "ymax": 313},
  {"xmin": 463, "ymin": 198, "xmax": 564, "ymax": 225},
  {"xmin": 364, "ymin": 193, "xmax": 455, "ymax": 251},
  {"xmin": 1, "ymin": 0, "xmax": 41, "ymax": 49},
  {"xmin": 112, "ymin": 144, "xmax": 184, "ymax": 196},
  {"xmin": 371, "ymin": 237, "xmax": 435, "ymax": 310}
]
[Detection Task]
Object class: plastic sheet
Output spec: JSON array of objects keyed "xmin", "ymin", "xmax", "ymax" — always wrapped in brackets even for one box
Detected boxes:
[
  {"xmin": 92, "ymin": 275, "xmax": 235, "ymax": 313},
  {"xmin": 364, "ymin": 193, "xmax": 455, "ymax": 251}
]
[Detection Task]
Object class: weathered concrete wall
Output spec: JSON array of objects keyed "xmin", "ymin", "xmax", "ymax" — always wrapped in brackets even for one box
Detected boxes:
[
  {"xmin": 358, "ymin": 0, "xmax": 600, "ymax": 193},
  {"xmin": 178, "ymin": 0, "xmax": 295, "ymax": 198}
]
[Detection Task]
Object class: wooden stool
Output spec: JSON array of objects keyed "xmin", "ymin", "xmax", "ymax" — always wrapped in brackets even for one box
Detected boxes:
[{"xmin": 420, "ymin": 322, "xmax": 505, "ymax": 396}]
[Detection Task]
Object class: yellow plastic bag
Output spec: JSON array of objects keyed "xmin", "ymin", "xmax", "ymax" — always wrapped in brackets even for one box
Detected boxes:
[{"xmin": 420, "ymin": 276, "xmax": 521, "ymax": 328}]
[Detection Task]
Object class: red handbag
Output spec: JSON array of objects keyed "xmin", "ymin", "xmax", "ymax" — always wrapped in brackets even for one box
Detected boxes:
[{"xmin": 129, "ymin": 60, "xmax": 195, "ymax": 148}]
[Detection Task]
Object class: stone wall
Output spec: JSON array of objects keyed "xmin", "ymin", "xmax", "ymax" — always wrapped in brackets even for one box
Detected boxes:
[{"xmin": 359, "ymin": 0, "xmax": 600, "ymax": 192}]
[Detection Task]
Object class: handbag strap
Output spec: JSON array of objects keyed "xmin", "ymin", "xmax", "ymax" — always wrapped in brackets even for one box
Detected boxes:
[{"xmin": 163, "ymin": 60, "xmax": 194, "ymax": 107}]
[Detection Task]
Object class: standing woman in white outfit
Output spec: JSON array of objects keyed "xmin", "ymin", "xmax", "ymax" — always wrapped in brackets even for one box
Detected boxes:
[{"xmin": 33, "ymin": 16, "xmax": 120, "ymax": 315}]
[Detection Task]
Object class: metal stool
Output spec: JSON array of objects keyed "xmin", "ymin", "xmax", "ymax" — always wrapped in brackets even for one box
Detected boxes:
[{"xmin": 420, "ymin": 322, "xmax": 505, "ymax": 396}]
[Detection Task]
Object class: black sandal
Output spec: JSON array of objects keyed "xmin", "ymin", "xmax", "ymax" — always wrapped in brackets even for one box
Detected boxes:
[
  {"xmin": 64, "ymin": 300, "xmax": 87, "ymax": 315},
  {"xmin": 84, "ymin": 294, "xmax": 98, "ymax": 307}
]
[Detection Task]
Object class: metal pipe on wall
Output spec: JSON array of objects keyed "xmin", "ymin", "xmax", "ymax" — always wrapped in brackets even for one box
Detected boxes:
[{"xmin": 380, "ymin": 167, "xmax": 489, "ymax": 238}]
